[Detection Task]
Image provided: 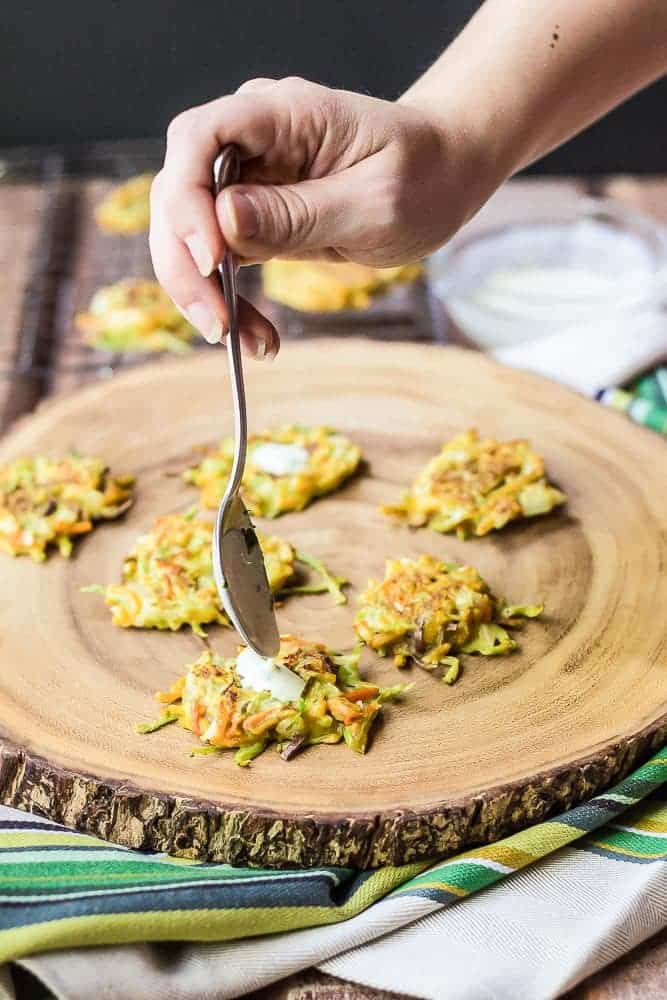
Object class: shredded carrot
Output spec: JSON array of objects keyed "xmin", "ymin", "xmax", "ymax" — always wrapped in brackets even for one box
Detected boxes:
[
  {"xmin": 191, "ymin": 702, "xmax": 204, "ymax": 737},
  {"xmin": 327, "ymin": 697, "xmax": 363, "ymax": 725},
  {"xmin": 207, "ymin": 722, "xmax": 226, "ymax": 746},
  {"xmin": 226, "ymin": 711, "xmax": 243, "ymax": 738},
  {"xmin": 156, "ymin": 676, "xmax": 185, "ymax": 704},
  {"xmin": 206, "ymin": 702, "xmax": 232, "ymax": 746},
  {"xmin": 213, "ymin": 734, "xmax": 250, "ymax": 749},
  {"xmin": 242, "ymin": 707, "xmax": 291, "ymax": 736},
  {"xmin": 53, "ymin": 520, "xmax": 92, "ymax": 535},
  {"xmin": 345, "ymin": 685, "xmax": 380, "ymax": 702}
]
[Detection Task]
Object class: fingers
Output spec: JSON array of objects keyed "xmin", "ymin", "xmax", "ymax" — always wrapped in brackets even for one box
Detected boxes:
[
  {"xmin": 149, "ymin": 76, "xmax": 372, "ymax": 332},
  {"xmin": 151, "ymin": 90, "xmax": 275, "ymax": 263},
  {"xmin": 150, "ymin": 87, "xmax": 290, "ymax": 358},
  {"xmin": 151, "ymin": 78, "xmax": 337, "ymax": 285},
  {"xmin": 237, "ymin": 298, "xmax": 280, "ymax": 361},
  {"xmin": 163, "ymin": 91, "xmax": 281, "ymax": 187},
  {"xmin": 149, "ymin": 201, "xmax": 279, "ymax": 360},
  {"xmin": 150, "ymin": 91, "xmax": 278, "ymax": 284},
  {"xmin": 151, "ymin": 171, "xmax": 223, "ymax": 279}
]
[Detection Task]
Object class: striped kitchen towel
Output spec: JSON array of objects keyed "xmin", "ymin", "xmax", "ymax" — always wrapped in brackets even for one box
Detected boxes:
[
  {"xmin": 1, "ymin": 749, "xmax": 666, "ymax": 1000},
  {"xmin": 597, "ymin": 366, "xmax": 667, "ymax": 434},
  {"xmin": 492, "ymin": 310, "xmax": 667, "ymax": 399}
]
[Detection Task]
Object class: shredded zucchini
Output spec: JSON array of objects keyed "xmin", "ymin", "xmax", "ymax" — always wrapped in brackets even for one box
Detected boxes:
[
  {"xmin": 137, "ymin": 635, "xmax": 409, "ymax": 766},
  {"xmin": 76, "ymin": 279, "xmax": 195, "ymax": 354},
  {"xmin": 185, "ymin": 425, "xmax": 361, "ymax": 515},
  {"xmin": 382, "ymin": 429, "xmax": 566, "ymax": 538},
  {"xmin": 0, "ymin": 454, "xmax": 133, "ymax": 561},
  {"xmin": 94, "ymin": 174, "xmax": 153, "ymax": 234},
  {"xmin": 355, "ymin": 554, "xmax": 543, "ymax": 680},
  {"xmin": 84, "ymin": 513, "xmax": 345, "ymax": 632}
]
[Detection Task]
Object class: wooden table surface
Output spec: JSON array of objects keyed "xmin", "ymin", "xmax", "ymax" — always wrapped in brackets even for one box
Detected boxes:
[{"xmin": 0, "ymin": 142, "xmax": 665, "ymax": 999}]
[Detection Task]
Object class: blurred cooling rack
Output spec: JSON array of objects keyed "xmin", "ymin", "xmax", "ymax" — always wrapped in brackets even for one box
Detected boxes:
[
  {"xmin": 0, "ymin": 139, "xmax": 447, "ymax": 435},
  {"xmin": 0, "ymin": 141, "xmax": 161, "ymax": 423}
]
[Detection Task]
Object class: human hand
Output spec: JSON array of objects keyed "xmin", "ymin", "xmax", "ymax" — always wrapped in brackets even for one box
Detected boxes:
[{"xmin": 149, "ymin": 77, "xmax": 499, "ymax": 357}]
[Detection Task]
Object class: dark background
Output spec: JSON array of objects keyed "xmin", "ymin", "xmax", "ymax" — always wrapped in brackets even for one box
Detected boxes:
[{"xmin": 3, "ymin": 0, "xmax": 666, "ymax": 173}]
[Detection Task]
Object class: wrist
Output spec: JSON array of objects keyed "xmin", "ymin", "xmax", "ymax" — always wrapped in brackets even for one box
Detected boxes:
[{"xmin": 398, "ymin": 87, "xmax": 520, "ymax": 237}]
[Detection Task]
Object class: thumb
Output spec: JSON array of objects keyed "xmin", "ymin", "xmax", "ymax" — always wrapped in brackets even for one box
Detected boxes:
[{"xmin": 216, "ymin": 173, "xmax": 358, "ymax": 260}]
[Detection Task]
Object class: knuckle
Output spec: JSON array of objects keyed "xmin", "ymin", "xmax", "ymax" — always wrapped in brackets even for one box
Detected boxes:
[
  {"xmin": 148, "ymin": 239, "xmax": 168, "ymax": 285},
  {"xmin": 281, "ymin": 75, "xmax": 306, "ymax": 87},
  {"xmin": 270, "ymin": 187, "xmax": 314, "ymax": 247},
  {"xmin": 153, "ymin": 179, "xmax": 185, "ymax": 223},
  {"xmin": 148, "ymin": 233, "xmax": 185, "ymax": 297},
  {"xmin": 149, "ymin": 170, "xmax": 164, "ymax": 206},
  {"xmin": 166, "ymin": 109, "xmax": 198, "ymax": 146},
  {"xmin": 159, "ymin": 184, "xmax": 187, "ymax": 218},
  {"xmin": 389, "ymin": 177, "xmax": 411, "ymax": 225},
  {"xmin": 372, "ymin": 173, "xmax": 410, "ymax": 238},
  {"xmin": 259, "ymin": 191, "xmax": 292, "ymax": 245},
  {"xmin": 237, "ymin": 77, "xmax": 275, "ymax": 94},
  {"xmin": 148, "ymin": 230, "xmax": 168, "ymax": 277},
  {"xmin": 150, "ymin": 258, "xmax": 185, "ymax": 306},
  {"xmin": 255, "ymin": 188, "xmax": 304, "ymax": 248},
  {"xmin": 284, "ymin": 187, "xmax": 316, "ymax": 243},
  {"xmin": 277, "ymin": 75, "xmax": 313, "ymax": 97}
]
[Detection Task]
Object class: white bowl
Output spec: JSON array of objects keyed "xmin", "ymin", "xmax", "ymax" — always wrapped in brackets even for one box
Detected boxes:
[{"xmin": 428, "ymin": 198, "xmax": 667, "ymax": 348}]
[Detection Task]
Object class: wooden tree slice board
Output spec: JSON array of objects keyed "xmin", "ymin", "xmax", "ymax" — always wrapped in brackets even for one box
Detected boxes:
[{"xmin": 0, "ymin": 340, "xmax": 666, "ymax": 869}]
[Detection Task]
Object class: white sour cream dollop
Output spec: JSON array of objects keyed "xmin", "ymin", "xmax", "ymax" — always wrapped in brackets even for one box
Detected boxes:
[
  {"xmin": 251, "ymin": 442, "xmax": 310, "ymax": 477},
  {"xmin": 235, "ymin": 646, "xmax": 306, "ymax": 702}
]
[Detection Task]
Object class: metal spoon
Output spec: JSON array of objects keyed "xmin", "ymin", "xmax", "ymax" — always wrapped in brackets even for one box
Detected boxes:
[{"xmin": 211, "ymin": 144, "xmax": 280, "ymax": 657}]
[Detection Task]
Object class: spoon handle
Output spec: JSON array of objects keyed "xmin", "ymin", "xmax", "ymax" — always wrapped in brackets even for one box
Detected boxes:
[{"xmin": 214, "ymin": 145, "xmax": 246, "ymax": 498}]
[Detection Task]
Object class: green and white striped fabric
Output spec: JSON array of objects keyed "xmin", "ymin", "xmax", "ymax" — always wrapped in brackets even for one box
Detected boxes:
[
  {"xmin": 598, "ymin": 366, "xmax": 667, "ymax": 435},
  {"xmin": 0, "ymin": 749, "xmax": 666, "ymax": 970}
]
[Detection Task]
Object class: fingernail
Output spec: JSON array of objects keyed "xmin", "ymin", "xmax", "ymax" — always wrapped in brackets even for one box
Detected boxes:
[
  {"xmin": 185, "ymin": 302, "xmax": 223, "ymax": 344},
  {"xmin": 184, "ymin": 234, "xmax": 215, "ymax": 277},
  {"xmin": 256, "ymin": 337, "xmax": 278, "ymax": 362},
  {"xmin": 241, "ymin": 335, "xmax": 272, "ymax": 361},
  {"xmin": 255, "ymin": 338, "xmax": 267, "ymax": 361},
  {"xmin": 225, "ymin": 191, "xmax": 258, "ymax": 239},
  {"xmin": 242, "ymin": 336, "xmax": 265, "ymax": 361},
  {"xmin": 266, "ymin": 339, "xmax": 278, "ymax": 362}
]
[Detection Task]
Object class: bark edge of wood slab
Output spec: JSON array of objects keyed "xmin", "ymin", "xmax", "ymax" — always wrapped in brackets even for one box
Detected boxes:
[
  {"xmin": 0, "ymin": 341, "xmax": 665, "ymax": 869},
  {"xmin": 1, "ymin": 719, "xmax": 665, "ymax": 868}
]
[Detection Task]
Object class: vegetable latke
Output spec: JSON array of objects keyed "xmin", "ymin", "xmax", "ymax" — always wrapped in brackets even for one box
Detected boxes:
[
  {"xmin": 262, "ymin": 259, "xmax": 422, "ymax": 312},
  {"xmin": 94, "ymin": 173, "xmax": 153, "ymax": 234},
  {"xmin": 137, "ymin": 635, "xmax": 408, "ymax": 766},
  {"xmin": 0, "ymin": 454, "xmax": 133, "ymax": 561},
  {"xmin": 84, "ymin": 511, "xmax": 347, "ymax": 635},
  {"xmin": 355, "ymin": 554, "xmax": 543, "ymax": 681},
  {"xmin": 185, "ymin": 425, "xmax": 361, "ymax": 516},
  {"xmin": 382, "ymin": 429, "xmax": 566, "ymax": 537},
  {"xmin": 75, "ymin": 279, "xmax": 195, "ymax": 354}
]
